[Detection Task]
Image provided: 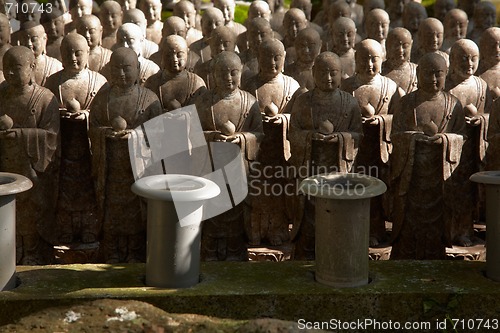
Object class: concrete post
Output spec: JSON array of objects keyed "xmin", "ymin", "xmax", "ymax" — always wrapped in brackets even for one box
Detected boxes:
[
  {"xmin": 132, "ymin": 174, "xmax": 220, "ymax": 288},
  {"xmin": 0, "ymin": 173, "xmax": 32, "ymax": 291},
  {"xmin": 299, "ymin": 173, "xmax": 386, "ymax": 288},
  {"xmin": 471, "ymin": 171, "xmax": 500, "ymax": 281}
]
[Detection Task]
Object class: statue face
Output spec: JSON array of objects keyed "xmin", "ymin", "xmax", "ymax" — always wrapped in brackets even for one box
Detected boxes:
[
  {"xmin": 434, "ymin": 0, "xmax": 455, "ymax": 22},
  {"xmin": 366, "ymin": 12, "xmax": 389, "ymax": 42},
  {"xmin": 332, "ymin": 22, "xmax": 356, "ymax": 53},
  {"xmin": 475, "ymin": 5, "xmax": 496, "ymax": 30},
  {"xmin": 210, "ymin": 32, "xmax": 236, "ymax": 55},
  {"xmin": 403, "ymin": 6, "xmax": 426, "ymax": 33},
  {"xmin": 21, "ymin": 27, "xmax": 47, "ymax": 58},
  {"xmin": 3, "ymin": 54, "xmax": 34, "ymax": 87},
  {"xmin": 313, "ymin": 57, "xmax": 341, "ymax": 92},
  {"xmin": 0, "ymin": 17, "xmax": 11, "ymax": 46},
  {"xmin": 71, "ymin": 0, "xmax": 93, "ymax": 19},
  {"xmin": 118, "ymin": 0, "xmax": 137, "ymax": 10},
  {"xmin": 481, "ymin": 32, "xmax": 500, "ymax": 65},
  {"xmin": 451, "ymin": 45, "xmax": 479, "ymax": 80},
  {"xmin": 356, "ymin": 43, "xmax": 383, "ymax": 81},
  {"xmin": 141, "ymin": 0, "xmax": 162, "ymax": 22},
  {"xmin": 44, "ymin": 16, "xmax": 65, "ymax": 40},
  {"xmin": 61, "ymin": 39, "xmax": 90, "ymax": 72},
  {"xmin": 284, "ymin": 13, "xmax": 307, "ymax": 41},
  {"xmin": 248, "ymin": 24, "xmax": 272, "ymax": 49},
  {"xmin": 100, "ymin": 5, "xmax": 123, "ymax": 30},
  {"xmin": 295, "ymin": 33, "xmax": 321, "ymax": 63},
  {"xmin": 117, "ymin": 26, "xmax": 143, "ymax": 56},
  {"xmin": 215, "ymin": 0, "xmax": 235, "ymax": 24},
  {"xmin": 110, "ymin": 53, "xmax": 139, "ymax": 88},
  {"xmin": 418, "ymin": 58, "xmax": 446, "ymax": 93},
  {"xmin": 387, "ymin": 0, "xmax": 405, "ymax": 18},
  {"xmin": 444, "ymin": 12, "xmax": 468, "ymax": 39},
  {"xmin": 386, "ymin": 32, "xmax": 412, "ymax": 63},
  {"xmin": 214, "ymin": 57, "xmax": 241, "ymax": 94},
  {"xmin": 201, "ymin": 13, "xmax": 224, "ymax": 38},
  {"xmin": 163, "ymin": 20, "xmax": 187, "ymax": 39},
  {"xmin": 420, "ymin": 22, "xmax": 443, "ymax": 52},
  {"xmin": 259, "ymin": 43, "xmax": 285, "ymax": 78},
  {"xmin": 162, "ymin": 41, "xmax": 187, "ymax": 73},
  {"xmin": 77, "ymin": 19, "xmax": 102, "ymax": 49},
  {"xmin": 174, "ymin": 4, "xmax": 197, "ymax": 29}
]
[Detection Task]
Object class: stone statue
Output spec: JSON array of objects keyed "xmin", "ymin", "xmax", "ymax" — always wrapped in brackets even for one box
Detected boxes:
[
  {"xmin": 195, "ymin": 51, "xmax": 263, "ymax": 261},
  {"xmin": 441, "ymin": 9, "xmax": 468, "ymax": 55},
  {"xmin": 0, "ymin": 46, "xmax": 60, "ymax": 264},
  {"xmin": 328, "ymin": 17, "xmax": 357, "ymax": 78},
  {"xmin": 387, "ymin": 0, "xmax": 408, "ymax": 30},
  {"xmin": 145, "ymin": 35, "xmax": 206, "ymax": 112},
  {"xmin": 76, "ymin": 15, "xmax": 112, "ymax": 72},
  {"xmin": 326, "ymin": 1, "xmax": 351, "ymax": 33},
  {"xmin": 65, "ymin": 0, "xmax": 93, "ymax": 34},
  {"xmin": 341, "ymin": 39, "xmax": 398, "ymax": 246},
  {"xmin": 89, "ymin": 47, "xmax": 162, "ymax": 263},
  {"xmin": 390, "ymin": 53, "xmax": 466, "ymax": 259},
  {"xmin": 189, "ymin": 7, "xmax": 224, "ymax": 64},
  {"xmin": 242, "ymin": 38, "xmax": 300, "ymax": 246},
  {"xmin": 18, "ymin": 21, "xmax": 62, "ymax": 86},
  {"xmin": 289, "ymin": 52, "xmax": 363, "ymax": 260},
  {"xmin": 284, "ymin": 27, "xmax": 322, "ymax": 91},
  {"xmin": 0, "ymin": 13, "xmax": 10, "ymax": 70},
  {"xmin": 44, "ymin": 33, "xmax": 108, "ymax": 245},
  {"xmin": 239, "ymin": 18, "xmax": 274, "ymax": 83},
  {"xmin": 122, "ymin": 8, "xmax": 159, "ymax": 59},
  {"xmin": 478, "ymin": 27, "xmax": 500, "ymax": 104},
  {"xmin": 433, "ymin": 0, "xmax": 456, "ymax": 23},
  {"xmin": 358, "ymin": 0, "xmax": 385, "ymax": 38},
  {"xmin": 173, "ymin": 0, "xmax": 202, "ymax": 46},
  {"xmin": 312, "ymin": 0, "xmax": 335, "ymax": 28},
  {"xmin": 40, "ymin": 8, "xmax": 64, "ymax": 61},
  {"xmin": 364, "ymin": 8, "xmax": 389, "ymax": 60},
  {"xmin": 402, "ymin": 1, "xmax": 427, "ymax": 58},
  {"xmin": 457, "ymin": 0, "xmax": 480, "ymax": 35},
  {"xmin": 117, "ymin": 0, "xmax": 137, "ymax": 11},
  {"xmin": 486, "ymin": 98, "xmax": 500, "ymax": 171},
  {"xmin": 467, "ymin": 1, "xmax": 496, "ymax": 46},
  {"xmin": 382, "ymin": 27, "xmax": 417, "ymax": 96},
  {"xmin": 194, "ymin": 26, "xmax": 236, "ymax": 89},
  {"xmin": 281, "ymin": 8, "xmax": 308, "ymax": 66},
  {"xmin": 108, "ymin": 23, "xmax": 159, "ymax": 85},
  {"xmin": 99, "ymin": 0, "xmax": 123, "ymax": 49},
  {"xmin": 214, "ymin": 0, "xmax": 246, "ymax": 41},
  {"xmin": 444, "ymin": 39, "xmax": 488, "ymax": 247},
  {"xmin": 412, "ymin": 18, "xmax": 448, "ymax": 67},
  {"xmin": 138, "ymin": 0, "xmax": 163, "ymax": 45}
]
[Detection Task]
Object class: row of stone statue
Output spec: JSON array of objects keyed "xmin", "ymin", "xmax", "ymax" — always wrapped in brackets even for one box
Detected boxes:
[{"xmin": 0, "ymin": 0, "xmax": 499, "ymax": 265}]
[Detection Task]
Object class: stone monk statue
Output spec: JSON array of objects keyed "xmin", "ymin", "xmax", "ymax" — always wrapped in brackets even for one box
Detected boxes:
[
  {"xmin": 44, "ymin": 33, "xmax": 108, "ymax": 245},
  {"xmin": 390, "ymin": 53, "xmax": 465, "ymax": 260},
  {"xmin": 76, "ymin": 15, "xmax": 113, "ymax": 73},
  {"xmin": 0, "ymin": 46, "xmax": 60, "ymax": 264},
  {"xmin": 89, "ymin": 47, "xmax": 162, "ymax": 263}
]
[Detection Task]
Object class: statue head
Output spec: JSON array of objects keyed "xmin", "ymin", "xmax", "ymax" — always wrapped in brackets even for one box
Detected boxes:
[
  {"xmin": 290, "ymin": 0, "xmax": 312, "ymax": 21},
  {"xmin": 283, "ymin": 8, "xmax": 308, "ymax": 42},
  {"xmin": 17, "ymin": 0, "xmax": 41, "ymax": 24},
  {"xmin": 295, "ymin": 27, "xmax": 321, "ymax": 64},
  {"xmin": 449, "ymin": 39, "xmax": 479, "ymax": 81},
  {"xmin": 402, "ymin": 1, "xmax": 428, "ymax": 34},
  {"xmin": 457, "ymin": 0, "xmax": 480, "ymax": 18},
  {"xmin": 355, "ymin": 39, "xmax": 383, "ymax": 82},
  {"xmin": 161, "ymin": 35, "xmax": 188, "ymax": 74},
  {"xmin": 76, "ymin": 15, "xmax": 103, "ymax": 49},
  {"xmin": 418, "ymin": 18, "xmax": 444, "ymax": 53},
  {"xmin": 434, "ymin": 0, "xmax": 456, "ymax": 23},
  {"xmin": 365, "ymin": 8, "xmax": 390, "ymax": 43},
  {"xmin": 40, "ymin": 8, "xmax": 65, "ymax": 41},
  {"xmin": 139, "ymin": 0, "xmax": 162, "ymax": 24},
  {"xmin": 473, "ymin": 1, "xmax": 496, "ymax": 31},
  {"xmin": 331, "ymin": 17, "xmax": 356, "ymax": 54},
  {"xmin": 209, "ymin": 26, "xmax": 237, "ymax": 56},
  {"xmin": 328, "ymin": 0, "xmax": 351, "ymax": 28},
  {"xmin": 213, "ymin": 51, "xmax": 242, "ymax": 95},
  {"xmin": 123, "ymin": 8, "xmax": 147, "ymax": 35},
  {"xmin": 386, "ymin": 0, "xmax": 407, "ymax": 21},
  {"xmin": 201, "ymin": 8, "xmax": 224, "ymax": 38},
  {"xmin": 69, "ymin": 0, "xmax": 93, "ymax": 20},
  {"xmin": 162, "ymin": 16, "xmax": 187, "ymax": 39},
  {"xmin": 313, "ymin": 52, "xmax": 342, "ymax": 92},
  {"xmin": 109, "ymin": 46, "xmax": 140, "ymax": 88},
  {"xmin": 19, "ymin": 22, "xmax": 47, "ymax": 58},
  {"xmin": 116, "ymin": 22, "xmax": 144, "ymax": 57},
  {"xmin": 99, "ymin": 1, "xmax": 123, "ymax": 31},
  {"xmin": 60, "ymin": 33, "xmax": 90, "ymax": 73},
  {"xmin": 173, "ymin": 1, "xmax": 197, "ymax": 30},
  {"xmin": 0, "ymin": 13, "xmax": 10, "ymax": 47},
  {"xmin": 214, "ymin": 0, "xmax": 236, "ymax": 25},
  {"xmin": 248, "ymin": 1, "xmax": 271, "ymax": 22},
  {"xmin": 258, "ymin": 38, "xmax": 285, "ymax": 80},
  {"xmin": 247, "ymin": 18, "xmax": 273, "ymax": 51},
  {"xmin": 117, "ymin": 0, "xmax": 137, "ymax": 11},
  {"xmin": 363, "ymin": 0, "xmax": 385, "ymax": 16},
  {"xmin": 444, "ymin": 9, "xmax": 468, "ymax": 41},
  {"xmin": 3, "ymin": 46, "xmax": 35, "ymax": 87},
  {"xmin": 479, "ymin": 27, "xmax": 500, "ymax": 68},
  {"xmin": 417, "ymin": 53, "xmax": 447, "ymax": 93},
  {"xmin": 386, "ymin": 27, "xmax": 412, "ymax": 65}
]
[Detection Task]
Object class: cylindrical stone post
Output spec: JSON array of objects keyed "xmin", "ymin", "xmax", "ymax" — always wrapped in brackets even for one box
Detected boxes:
[
  {"xmin": 300, "ymin": 173, "xmax": 386, "ymax": 288},
  {"xmin": 132, "ymin": 174, "xmax": 219, "ymax": 288},
  {"xmin": 0, "ymin": 173, "xmax": 33, "ymax": 291},
  {"xmin": 471, "ymin": 171, "xmax": 500, "ymax": 281}
]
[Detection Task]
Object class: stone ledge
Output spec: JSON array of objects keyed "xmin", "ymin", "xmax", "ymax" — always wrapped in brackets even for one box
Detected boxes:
[{"xmin": 0, "ymin": 261, "xmax": 499, "ymax": 326}]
